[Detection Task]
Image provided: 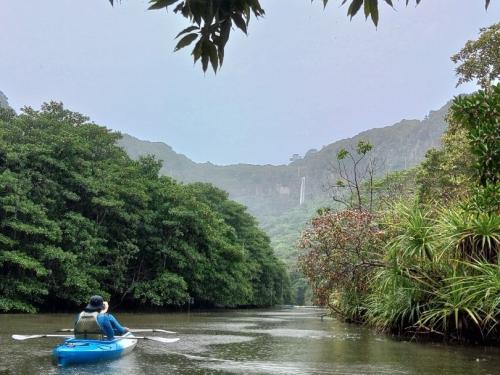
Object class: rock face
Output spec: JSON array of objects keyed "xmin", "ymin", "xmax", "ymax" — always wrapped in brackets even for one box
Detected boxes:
[
  {"xmin": 0, "ymin": 91, "xmax": 9, "ymax": 109},
  {"xmin": 118, "ymin": 101, "xmax": 450, "ymax": 222}
]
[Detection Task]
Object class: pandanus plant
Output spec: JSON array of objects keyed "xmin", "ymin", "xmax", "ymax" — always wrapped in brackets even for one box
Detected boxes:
[{"xmin": 367, "ymin": 201, "xmax": 499, "ymax": 342}]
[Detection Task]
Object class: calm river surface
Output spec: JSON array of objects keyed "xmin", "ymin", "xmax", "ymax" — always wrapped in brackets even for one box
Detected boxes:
[{"xmin": 1, "ymin": 307, "xmax": 499, "ymax": 374}]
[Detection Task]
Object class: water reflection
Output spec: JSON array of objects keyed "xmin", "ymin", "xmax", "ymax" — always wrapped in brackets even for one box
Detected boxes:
[{"xmin": 1, "ymin": 308, "xmax": 499, "ymax": 375}]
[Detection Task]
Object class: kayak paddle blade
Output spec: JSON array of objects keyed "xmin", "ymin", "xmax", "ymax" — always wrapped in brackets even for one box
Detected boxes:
[
  {"xmin": 147, "ymin": 337, "xmax": 180, "ymax": 343},
  {"xmin": 12, "ymin": 334, "xmax": 73, "ymax": 340}
]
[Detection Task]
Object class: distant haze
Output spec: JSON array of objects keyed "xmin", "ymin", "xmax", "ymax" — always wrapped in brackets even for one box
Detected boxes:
[{"xmin": 1, "ymin": 1, "xmax": 498, "ymax": 165}]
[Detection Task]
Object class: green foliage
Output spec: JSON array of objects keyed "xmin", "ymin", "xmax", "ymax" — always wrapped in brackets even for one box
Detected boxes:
[
  {"xmin": 133, "ymin": 271, "xmax": 189, "ymax": 306},
  {"xmin": 370, "ymin": 169, "xmax": 417, "ymax": 209},
  {"xmin": 187, "ymin": 183, "xmax": 291, "ymax": 305},
  {"xmin": 449, "ymin": 84, "xmax": 500, "ymax": 187},
  {"xmin": 107, "ymin": 1, "xmax": 491, "ymax": 73},
  {"xmin": 417, "ymin": 140, "xmax": 472, "ymax": 204},
  {"xmin": 418, "ymin": 84, "xmax": 500, "ymax": 206},
  {"xmin": 436, "ymin": 206, "xmax": 499, "ymax": 262},
  {"xmin": 356, "ymin": 201, "xmax": 437, "ymax": 331},
  {"xmin": 299, "ymin": 79, "xmax": 499, "ymax": 342},
  {"xmin": 385, "ymin": 202, "xmax": 434, "ymax": 262},
  {"xmin": 260, "ymin": 198, "xmax": 331, "ymax": 305},
  {"xmin": 362, "ymin": 201, "xmax": 500, "ymax": 341},
  {"xmin": 329, "ymin": 140, "xmax": 380, "ymax": 210},
  {"xmin": 451, "ymin": 23, "xmax": 500, "ymax": 89},
  {"xmin": 355, "ymin": 140, "xmax": 373, "ymax": 155},
  {"xmin": 365, "ymin": 262, "xmax": 427, "ymax": 332},
  {"xmin": 147, "ymin": 0, "xmax": 265, "ymax": 73},
  {"xmin": 417, "ymin": 260, "xmax": 500, "ymax": 340},
  {"xmin": 0, "ymin": 102, "xmax": 289, "ymax": 312},
  {"xmin": 298, "ymin": 209, "xmax": 384, "ymax": 320},
  {"xmin": 336, "ymin": 148, "xmax": 349, "ymax": 160}
]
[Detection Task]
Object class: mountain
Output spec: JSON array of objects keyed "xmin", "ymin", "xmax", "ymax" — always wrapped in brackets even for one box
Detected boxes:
[
  {"xmin": 0, "ymin": 86, "xmax": 450, "ymax": 266},
  {"xmin": 118, "ymin": 101, "xmax": 450, "ymax": 224},
  {"xmin": 118, "ymin": 101, "xmax": 449, "ymax": 275},
  {"xmin": 0, "ymin": 91, "xmax": 9, "ymax": 109}
]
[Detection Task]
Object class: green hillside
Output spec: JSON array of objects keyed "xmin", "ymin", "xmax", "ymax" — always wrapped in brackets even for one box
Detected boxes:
[
  {"xmin": 0, "ymin": 95, "xmax": 456, "ymax": 305},
  {"xmin": 118, "ymin": 102, "xmax": 450, "ymax": 263}
]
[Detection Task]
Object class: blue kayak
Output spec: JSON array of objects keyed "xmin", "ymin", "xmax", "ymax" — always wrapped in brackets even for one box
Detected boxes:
[{"xmin": 53, "ymin": 332, "xmax": 137, "ymax": 366}]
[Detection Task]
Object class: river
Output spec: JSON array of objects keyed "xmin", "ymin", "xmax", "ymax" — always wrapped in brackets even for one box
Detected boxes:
[{"xmin": 0, "ymin": 307, "xmax": 498, "ymax": 374}]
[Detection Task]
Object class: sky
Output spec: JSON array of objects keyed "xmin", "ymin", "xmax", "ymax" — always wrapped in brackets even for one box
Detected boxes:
[{"xmin": 0, "ymin": 1, "xmax": 498, "ymax": 165}]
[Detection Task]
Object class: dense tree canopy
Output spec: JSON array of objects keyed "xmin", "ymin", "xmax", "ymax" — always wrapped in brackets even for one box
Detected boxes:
[
  {"xmin": 0, "ymin": 102, "xmax": 290, "ymax": 312},
  {"xmin": 107, "ymin": 0, "xmax": 492, "ymax": 73},
  {"xmin": 452, "ymin": 22, "xmax": 500, "ymax": 89}
]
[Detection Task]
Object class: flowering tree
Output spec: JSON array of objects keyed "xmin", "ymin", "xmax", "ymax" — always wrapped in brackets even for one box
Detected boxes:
[{"xmin": 298, "ymin": 209, "xmax": 384, "ymax": 319}]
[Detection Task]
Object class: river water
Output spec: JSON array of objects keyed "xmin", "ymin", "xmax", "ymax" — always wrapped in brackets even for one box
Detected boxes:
[{"xmin": 0, "ymin": 307, "xmax": 499, "ymax": 374}]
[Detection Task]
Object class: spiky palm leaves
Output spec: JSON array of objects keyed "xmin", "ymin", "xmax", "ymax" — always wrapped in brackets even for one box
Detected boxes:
[
  {"xmin": 418, "ymin": 260, "xmax": 500, "ymax": 341},
  {"xmin": 365, "ymin": 264, "xmax": 428, "ymax": 332},
  {"xmin": 366, "ymin": 202, "xmax": 499, "ymax": 342},
  {"xmin": 366, "ymin": 202, "xmax": 437, "ymax": 334},
  {"xmin": 438, "ymin": 207, "xmax": 499, "ymax": 262}
]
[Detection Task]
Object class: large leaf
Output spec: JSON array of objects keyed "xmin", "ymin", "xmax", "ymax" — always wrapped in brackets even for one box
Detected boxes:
[
  {"xmin": 232, "ymin": 13, "xmax": 248, "ymax": 34},
  {"xmin": 347, "ymin": 0, "xmax": 364, "ymax": 18},
  {"xmin": 201, "ymin": 43, "xmax": 210, "ymax": 72},
  {"xmin": 175, "ymin": 26, "xmax": 200, "ymax": 39},
  {"xmin": 191, "ymin": 40, "xmax": 203, "ymax": 63},
  {"xmin": 174, "ymin": 33, "xmax": 198, "ymax": 51},
  {"xmin": 207, "ymin": 41, "xmax": 219, "ymax": 73},
  {"xmin": 368, "ymin": 0, "xmax": 379, "ymax": 26},
  {"xmin": 220, "ymin": 19, "xmax": 232, "ymax": 47},
  {"xmin": 148, "ymin": 0, "xmax": 179, "ymax": 10}
]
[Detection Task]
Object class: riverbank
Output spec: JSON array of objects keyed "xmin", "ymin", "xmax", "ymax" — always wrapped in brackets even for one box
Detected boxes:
[{"xmin": 298, "ymin": 84, "xmax": 499, "ymax": 346}]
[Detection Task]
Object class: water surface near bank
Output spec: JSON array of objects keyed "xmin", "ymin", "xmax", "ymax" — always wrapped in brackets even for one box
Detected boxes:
[{"xmin": 0, "ymin": 307, "xmax": 498, "ymax": 374}]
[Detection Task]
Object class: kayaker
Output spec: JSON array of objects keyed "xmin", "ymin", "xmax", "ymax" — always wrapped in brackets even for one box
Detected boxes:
[{"xmin": 74, "ymin": 295, "xmax": 129, "ymax": 340}]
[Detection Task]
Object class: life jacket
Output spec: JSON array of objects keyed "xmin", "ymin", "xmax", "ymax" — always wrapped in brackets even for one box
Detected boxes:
[{"xmin": 74, "ymin": 311, "xmax": 104, "ymax": 339}]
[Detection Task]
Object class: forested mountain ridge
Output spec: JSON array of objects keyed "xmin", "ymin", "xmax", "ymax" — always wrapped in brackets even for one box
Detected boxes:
[
  {"xmin": 1, "ymin": 88, "xmax": 450, "ymax": 279},
  {"xmin": 118, "ymin": 101, "xmax": 450, "ymax": 222}
]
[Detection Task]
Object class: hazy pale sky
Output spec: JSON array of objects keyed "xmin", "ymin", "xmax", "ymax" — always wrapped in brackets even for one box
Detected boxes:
[{"xmin": 1, "ymin": 1, "xmax": 498, "ymax": 165}]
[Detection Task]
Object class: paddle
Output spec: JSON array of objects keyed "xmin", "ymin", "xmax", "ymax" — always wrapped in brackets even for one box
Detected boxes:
[
  {"xmin": 58, "ymin": 328, "xmax": 176, "ymax": 334},
  {"xmin": 12, "ymin": 334, "xmax": 73, "ymax": 340},
  {"xmin": 129, "ymin": 329, "xmax": 177, "ymax": 334},
  {"xmin": 118, "ymin": 336, "xmax": 179, "ymax": 343},
  {"xmin": 12, "ymin": 334, "xmax": 179, "ymax": 344}
]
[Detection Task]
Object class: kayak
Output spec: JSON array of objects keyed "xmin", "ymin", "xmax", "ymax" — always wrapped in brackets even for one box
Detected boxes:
[{"xmin": 53, "ymin": 332, "xmax": 138, "ymax": 366}]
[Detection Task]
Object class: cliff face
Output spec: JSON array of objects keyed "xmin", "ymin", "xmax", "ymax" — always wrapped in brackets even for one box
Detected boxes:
[
  {"xmin": 0, "ymin": 91, "xmax": 9, "ymax": 109},
  {"xmin": 118, "ymin": 101, "xmax": 450, "ymax": 222}
]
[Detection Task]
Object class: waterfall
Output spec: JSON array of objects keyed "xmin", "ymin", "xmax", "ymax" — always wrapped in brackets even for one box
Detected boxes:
[{"xmin": 299, "ymin": 176, "xmax": 306, "ymax": 205}]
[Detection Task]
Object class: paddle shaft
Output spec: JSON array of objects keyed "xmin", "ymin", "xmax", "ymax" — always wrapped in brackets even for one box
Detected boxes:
[
  {"xmin": 116, "ymin": 336, "xmax": 179, "ymax": 343},
  {"xmin": 12, "ymin": 334, "xmax": 179, "ymax": 344},
  {"xmin": 58, "ymin": 328, "xmax": 176, "ymax": 334},
  {"xmin": 12, "ymin": 334, "xmax": 72, "ymax": 340}
]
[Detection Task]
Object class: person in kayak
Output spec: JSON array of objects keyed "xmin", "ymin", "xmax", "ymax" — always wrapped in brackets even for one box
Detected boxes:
[{"xmin": 74, "ymin": 295, "xmax": 129, "ymax": 340}]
